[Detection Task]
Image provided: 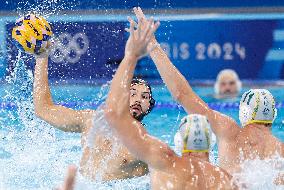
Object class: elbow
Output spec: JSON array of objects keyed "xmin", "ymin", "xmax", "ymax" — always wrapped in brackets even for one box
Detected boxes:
[
  {"xmin": 34, "ymin": 103, "xmax": 50, "ymax": 120},
  {"xmin": 34, "ymin": 106, "xmax": 45, "ymax": 120}
]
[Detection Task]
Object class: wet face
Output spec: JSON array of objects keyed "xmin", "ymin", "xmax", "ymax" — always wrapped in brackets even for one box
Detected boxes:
[
  {"xmin": 219, "ymin": 75, "xmax": 238, "ymax": 95},
  {"xmin": 129, "ymin": 83, "xmax": 151, "ymax": 120}
]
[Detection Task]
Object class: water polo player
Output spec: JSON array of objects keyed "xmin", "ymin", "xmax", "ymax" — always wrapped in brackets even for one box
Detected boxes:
[
  {"xmin": 27, "ymin": 14, "xmax": 156, "ymax": 181},
  {"xmin": 132, "ymin": 7, "xmax": 284, "ymax": 185},
  {"xmin": 214, "ymin": 69, "xmax": 242, "ymax": 98},
  {"xmin": 174, "ymin": 114, "xmax": 212, "ymax": 161},
  {"xmin": 104, "ymin": 15, "xmax": 236, "ymax": 189}
]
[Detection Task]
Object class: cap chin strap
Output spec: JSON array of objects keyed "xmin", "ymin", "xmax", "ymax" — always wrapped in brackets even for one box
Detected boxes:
[{"xmin": 182, "ymin": 149, "xmax": 209, "ymax": 153}]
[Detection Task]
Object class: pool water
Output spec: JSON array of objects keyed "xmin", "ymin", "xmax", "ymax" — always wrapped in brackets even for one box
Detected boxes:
[{"xmin": 0, "ymin": 61, "xmax": 283, "ymax": 189}]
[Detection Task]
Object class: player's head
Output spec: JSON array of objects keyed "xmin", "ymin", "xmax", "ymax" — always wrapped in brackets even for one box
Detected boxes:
[
  {"xmin": 129, "ymin": 78, "xmax": 155, "ymax": 121},
  {"xmin": 214, "ymin": 69, "xmax": 242, "ymax": 96},
  {"xmin": 174, "ymin": 114, "xmax": 212, "ymax": 161},
  {"xmin": 239, "ymin": 89, "xmax": 277, "ymax": 128}
]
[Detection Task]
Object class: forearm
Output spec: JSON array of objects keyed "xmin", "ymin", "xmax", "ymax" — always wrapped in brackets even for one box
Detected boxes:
[
  {"xmin": 106, "ymin": 55, "xmax": 138, "ymax": 114},
  {"xmin": 33, "ymin": 56, "xmax": 54, "ymax": 112},
  {"xmin": 149, "ymin": 39, "xmax": 188, "ymax": 100},
  {"xmin": 108, "ymin": 115, "xmax": 176, "ymax": 171},
  {"xmin": 149, "ymin": 39, "xmax": 209, "ymax": 114}
]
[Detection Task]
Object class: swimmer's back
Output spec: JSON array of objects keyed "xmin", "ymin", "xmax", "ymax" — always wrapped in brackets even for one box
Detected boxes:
[
  {"xmin": 151, "ymin": 158, "xmax": 236, "ymax": 190},
  {"xmin": 218, "ymin": 126, "xmax": 283, "ymax": 174}
]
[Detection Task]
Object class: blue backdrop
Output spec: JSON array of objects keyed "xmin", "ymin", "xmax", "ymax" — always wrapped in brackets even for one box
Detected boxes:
[
  {"xmin": 1, "ymin": 0, "xmax": 284, "ymax": 10},
  {"xmin": 2, "ymin": 16, "xmax": 284, "ymax": 81}
]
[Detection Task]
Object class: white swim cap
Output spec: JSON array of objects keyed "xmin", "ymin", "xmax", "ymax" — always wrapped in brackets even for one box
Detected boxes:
[
  {"xmin": 214, "ymin": 69, "xmax": 242, "ymax": 95},
  {"xmin": 174, "ymin": 114, "xmax": 212, "ymax": 153},
  {"xmin": 239, "ymin": 89, "xmax": 277, "ymax": 127}
]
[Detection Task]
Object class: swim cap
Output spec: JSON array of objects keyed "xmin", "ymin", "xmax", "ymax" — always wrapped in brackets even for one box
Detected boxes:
[
  {"xmin": 239, "ymin": 89, "xmax": 277, "ymax": 127},
  {"xmin": 214, "ymin": 69, "xmax": 242, "ymax": 95},
  {"xmin": 174, "ymin": 114, "xmax": 211, "ymax": 153}
]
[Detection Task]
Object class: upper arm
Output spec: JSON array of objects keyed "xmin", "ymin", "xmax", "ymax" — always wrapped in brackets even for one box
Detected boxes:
[
  {"xmin": 139, "ymin": 133, "xmax": 179, "ymax": 171},
  {"xmin": 36, "ymin": 105, "xmax": 95, "ymax": 133},
  {"xmin": 207, "ymin": 110, "xmax": 240, "ymax": 140},
  {"xmin": 107, "ymin": 112, "xmax": 179, "ymax": 171},
  {"xmin": 180, "ymin": 89, "xmax": 239, "ymax": 140}
]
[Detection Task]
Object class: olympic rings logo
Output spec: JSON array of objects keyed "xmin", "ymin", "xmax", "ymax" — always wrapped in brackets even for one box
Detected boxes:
[{"xmin": 49, "ymin": 32, "xmax": 89, "ymax": 64}]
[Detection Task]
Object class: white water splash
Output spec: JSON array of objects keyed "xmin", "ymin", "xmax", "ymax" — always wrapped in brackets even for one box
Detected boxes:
[{"xmin": 232, "ymin": 154, "xmax": 284, "ymax": 190}]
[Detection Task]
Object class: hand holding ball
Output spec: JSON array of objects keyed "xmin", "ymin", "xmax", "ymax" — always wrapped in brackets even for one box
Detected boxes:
[{"xmin": 12, "ymin": 14, "xmax": 52, "ymax": 55}]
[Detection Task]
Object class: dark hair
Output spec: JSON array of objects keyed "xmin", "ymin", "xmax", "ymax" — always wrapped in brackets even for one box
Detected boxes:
[{"xmin": 131, "ymin": 78, "xmax": 155, "ymax": 116}]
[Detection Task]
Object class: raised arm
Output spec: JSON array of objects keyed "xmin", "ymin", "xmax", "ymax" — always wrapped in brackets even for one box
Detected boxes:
[
  {"xmin": 133, "ymin": 7, "xmax": 239, "ymax": 139},
  {"xmin": 33, "ymin": 55, "xmax": 94, "ymax": 132},
  {"xmin": 107, "ymin": 110, "xmax": 179, "ymax": 171},
  {"xmin": 105, "ymin": 16, "xmax": 177, "ymax": 171}
]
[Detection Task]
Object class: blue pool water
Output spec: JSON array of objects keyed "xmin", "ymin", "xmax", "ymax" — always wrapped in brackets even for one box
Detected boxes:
[
  {"xmin": 0, "ymin": 58, "xmax": 283, "ymax": 189},
  {"xmin": 0, "ymin": 83, "xmax": 284, "ymax": 189}
]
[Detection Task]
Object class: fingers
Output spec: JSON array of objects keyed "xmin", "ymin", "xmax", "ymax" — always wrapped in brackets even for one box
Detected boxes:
[
  {"xmin": 125, "ymin": 20, "xmax": 137, "ymax": 33},
  {"xmin": 133, "ymin": 7, "xmax": 148, "ymax": 31},
  {"xmin": 62, "ymin": 165, "xmax": 77, "ymax": 190},
  {"xmin": 127, "ymin": 16, "xmax": 135, "ymax": 37},
  {"xmin": 133, "ymin": 7, "xmax": 146, "ymax": 20},
  {"xmin": 141, "ymin": 17, "xmax": 154, "ymax": 41},
  {"xmin": 125, "ymin": 14, "xmax": 160, "ymax": 44},
  {"xmin": 138, "ymin": 7, "xmax": 146, "ymax": 19},
  {"xmin": 145, "ymin": 21, "xmax": 160, "ymax": 44},
  {"xmin": 137, "ymin": 17, "xmax": 142, "ymax": 37}
]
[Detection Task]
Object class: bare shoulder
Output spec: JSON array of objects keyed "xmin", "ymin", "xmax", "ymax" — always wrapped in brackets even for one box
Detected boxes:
[{"xmin": 211, "ymin": 110, "xmax": 241, "ymax": 140}]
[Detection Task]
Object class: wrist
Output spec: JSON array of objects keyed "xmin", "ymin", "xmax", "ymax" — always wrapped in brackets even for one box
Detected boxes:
[
  {"xmin": 124, "ymin": 53, "xmax": 139, "ymax": 61},
  {"xmin": 148, "ymin": 40, "xmax": 160, "ymax": 54}
]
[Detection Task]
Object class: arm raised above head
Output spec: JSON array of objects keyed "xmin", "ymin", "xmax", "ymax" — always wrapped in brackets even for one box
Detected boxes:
[
  {"xmin": 106, "ymin": 111, "xmax": 179, "ymax": 171},
  {"xmin": 104, "ymin": 14, "xmax": 177, "ymax": 171},
  {"xmin": 133, "ymin": 7, "xmax": 240, "ymax": 140},
  {"xmin": 150, "ymin": 40, "xmax": 240, "ymax": 139}
]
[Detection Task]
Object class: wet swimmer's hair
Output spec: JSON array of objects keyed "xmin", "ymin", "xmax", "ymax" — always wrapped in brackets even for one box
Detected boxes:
[
  {"xmin": 174, "ymin": 114, "xmax": 212, "ymax": 153},
  {"xmin": 214, "ymin": 69, "xmax": 242, "ymax": 95},
  {"xmin": 131, "ymin": 78, "xmax": 156, "ymax": 115},
  {"xmin": 239, "ymin": 89, "xmax": 277, "ymax": 127}
]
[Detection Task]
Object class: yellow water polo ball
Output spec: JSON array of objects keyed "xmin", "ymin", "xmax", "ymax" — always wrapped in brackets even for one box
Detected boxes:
[{"xmin": 12, "ymin": 14, "xmax": 53, "ymax": 55}]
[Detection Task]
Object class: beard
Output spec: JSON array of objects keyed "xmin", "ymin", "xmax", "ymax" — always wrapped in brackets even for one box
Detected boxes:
[
  {"xmin": 130, "ymin": 104, "xmax": 145, "ymax": 122},
  {"xmin": 131, "ymin": 109, "xmax": 145, "ymax": 121}
]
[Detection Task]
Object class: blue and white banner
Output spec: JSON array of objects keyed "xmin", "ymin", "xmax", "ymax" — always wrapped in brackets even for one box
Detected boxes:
[
  {"xmin": 140, "ymin": 20, "xmax": 277, "ymax": 80},
  {"xmin": 1, "ymin": 0, "xmax": 284, "ymax": 10},
  {"xmin": 5, "ymin": 21, "xmax": 126, "ymax": 81},
  {"xmin": 2, "ymin": 15, "xmax": 284, "ymax": 81}
]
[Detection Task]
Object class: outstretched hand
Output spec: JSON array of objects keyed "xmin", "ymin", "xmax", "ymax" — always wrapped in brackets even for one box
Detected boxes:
[
  {"xmin": 124, "ymin": 13, "xmax": 160, "ymax": 59},
  {"xmin": 133, "ymin": 7, "xmax": 159, "ymax": 52}
]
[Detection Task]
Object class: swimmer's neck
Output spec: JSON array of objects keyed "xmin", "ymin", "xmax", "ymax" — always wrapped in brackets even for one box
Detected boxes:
[
  {"xmin": 182, "ymin": 152, "xmax": 209, "ymax": 162},
  {"xmin": 245, "ymin": 123, "xmax": 272, "ymax": 134}
]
